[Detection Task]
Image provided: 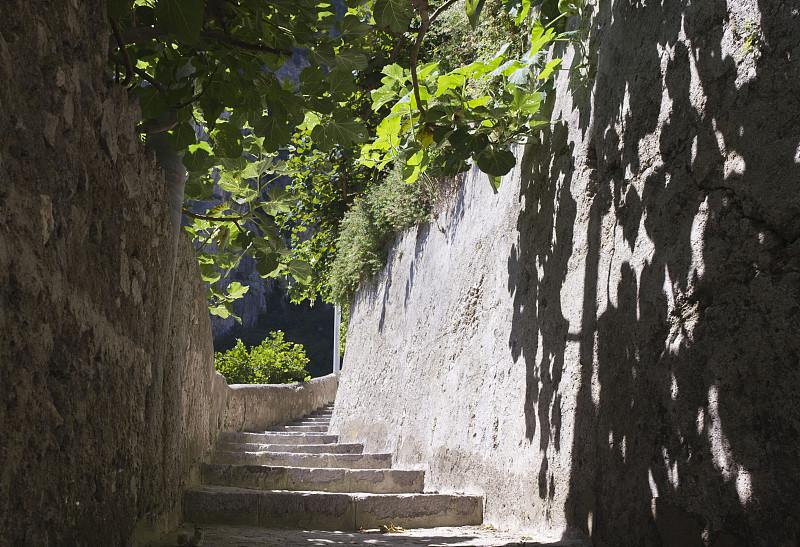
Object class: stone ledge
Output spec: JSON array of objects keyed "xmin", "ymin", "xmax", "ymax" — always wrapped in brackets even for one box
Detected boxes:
[{"xmin": 223, "ymin": 375, "xmax": 338, "ymax": 432}]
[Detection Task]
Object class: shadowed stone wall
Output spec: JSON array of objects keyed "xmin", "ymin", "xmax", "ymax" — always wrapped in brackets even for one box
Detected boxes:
[
  {"xmin": 0, "ymin": 1, "xmax": 230, "ymax": 544},
  {"xmin": 332, "ymin": 1, "xmax": 799, "ymax": 545}
]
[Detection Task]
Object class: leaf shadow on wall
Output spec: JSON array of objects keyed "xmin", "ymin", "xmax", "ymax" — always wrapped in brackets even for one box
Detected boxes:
[
  {"xmin": 550, "ymin": 1, "xmax": 800, "ymax": 546},
  {"xmin": 507, "ymin": 117, "xmax": 577, "ymax": 507}
]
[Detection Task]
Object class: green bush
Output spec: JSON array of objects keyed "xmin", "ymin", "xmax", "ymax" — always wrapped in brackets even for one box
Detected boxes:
[
  {"xmin": 328, "ymin": 162, "xmax": 431, "ymax": 306},
  {"xmin": 214, "ymin": 332, "xmax": 311, "ymax": 384}
]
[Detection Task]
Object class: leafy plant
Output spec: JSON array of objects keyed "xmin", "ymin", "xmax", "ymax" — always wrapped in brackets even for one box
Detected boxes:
[
  {"xmin": 328, "ymin": 161, "xmax": 431, "ymax": 305},
  {"xmin": 425, "ymin": 0, "xmax": 526, "ymax": 74},
  {"xmin": 214, "ymin": 332, "xmax": 311, "ymax": 384},
  {"xmin": 358, "ymin": 0, "xmax": 583, "ymax": 194}
]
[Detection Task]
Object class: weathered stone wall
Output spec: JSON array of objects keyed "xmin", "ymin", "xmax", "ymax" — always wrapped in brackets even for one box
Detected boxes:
[
  {"xmin": 223, "ymin": 374, "xmax": 338, "ymax": 432},
  {"xmin": 332, "ymin": 1, "xmax": 800, "ymax": 545},
  {"xmin": 0, "ymin": 1, "xmax": 230, "ymax": 544}
]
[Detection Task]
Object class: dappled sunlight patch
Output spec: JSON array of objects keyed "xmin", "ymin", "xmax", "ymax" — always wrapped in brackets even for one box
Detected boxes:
[
  {"xmin": 723, "ymin": 151, "xmax": 747, "ymax": 179},
  {"xmin": 719, "ymin": 5, "xmax": 763, "ymax": 88},
  {"xmin": 662, "ymin": 446, "xmax": 680, "ymax": 490},
  {"xmin": 688, "ymin": 197, "xmax": 708, "ymax": 284},
  {"xmin": 648, "ymin": 468, "xmax": 659, "ymax": 499},
  {"xmin": 704, "ymin": 384, "xmax": 754, "ymax": 506}
]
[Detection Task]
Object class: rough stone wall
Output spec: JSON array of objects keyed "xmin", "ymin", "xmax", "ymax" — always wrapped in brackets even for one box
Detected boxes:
[
  {"xmin": 224, "ymin": 374, "xmax": 339, "ymax": 432},
  {"xmin": 332, "ymin": 1, "xmax": 800, "ymax": 545},
  {"xmin": 0, "ymin": 1, "xmax": 228, "ymax": 544}
]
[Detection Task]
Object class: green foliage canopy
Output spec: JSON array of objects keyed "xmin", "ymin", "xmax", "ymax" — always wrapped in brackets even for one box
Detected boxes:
[{"xmin": 106, "ymin": 0, "xmax": 587, "ymax": 310}]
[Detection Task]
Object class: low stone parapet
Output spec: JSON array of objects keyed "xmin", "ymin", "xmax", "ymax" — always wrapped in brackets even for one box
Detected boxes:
[{"xmin": 223, "ymin": 374, "xmax": 338, "ymax": 432}]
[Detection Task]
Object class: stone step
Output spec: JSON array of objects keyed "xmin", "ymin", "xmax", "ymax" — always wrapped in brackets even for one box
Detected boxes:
[
  {"xmin": 219, "ymin": 432, "xmax": 338, "ymax": 445},
  {"xmin": 183, "ymin": 486, "xmax": 483, "ymax": 531},
  {"xmin": 212, "ymin": 451, "xmax": 392, "ymax": 469},
  {"xmin": 216, "ymin": 442, "xmax": 363, "ymax": 454},
  {"xmin": 265, "ymin": 425, "xmax": 329, "ymax": 432},
  {"xmin": 289, "ymin": 418, "xmax": 331, "ymax": 424},
  {"xmin": 201, "ymin": 464, "xmax": 424, "ymax": 494},
  {"xmin": 256, "ymin": 430, "xmax": 333, "ymax": 436}
]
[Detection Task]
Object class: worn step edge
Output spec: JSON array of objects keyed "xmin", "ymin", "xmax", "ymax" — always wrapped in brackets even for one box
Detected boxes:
[
  {"xmin": 216, "ymin": 442, "xmax": 363, "ymax": 454},
  {"xmin": 212, "ymin": 451, "xmax": 392, "ymax": 469},
  {"xmin": 183, "ymin": 487, "xmax": 482, "ymax": 531},
  {"xmin": 265, "ymin": 425, "xmax": 329, "ymax": 432},
  {"xmin": 251, "ymin": 431, "xmax": 334, "ymax": 437},
  {"xmin": 219, "ymin": 432, "xmax": 338, "ymax": 445},
  {"xmin": 201, "ymin": 464, "xmax": 424, "ymax": 494}
]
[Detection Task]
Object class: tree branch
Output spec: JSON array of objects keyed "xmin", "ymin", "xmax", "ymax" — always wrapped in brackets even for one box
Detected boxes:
[
  {"xmin": 137, "ymin": 108, "xmax": 178, "ymax": 134},
  {"xmin": 388, "ymin": 35, "xmax": 407, "ymax": 64},
  {"xmin": 430, "ymin": 0, "xmax": 460, "ymax": 24},
  {"xmin": 109, "ymin": 53, "xmax": 168, "ymax": 93},
  {"xmin": 113, "ymin": 25, "xmax": 293, "ymax": 56},
  {"xmin": 409, "ymin": 1, "xmax": 431, "ymax": 115},
  {"xmin": 109, "ymin": 19, "xmax": 134, "ymax": 86},
  {"xmin": 200, "ymin": 31, "xmax": 292, "ymax": 56},
  {"xmin": 369, "ymin": 23, "xmax": 419, "ymax": 35},
  {"xmin": 174, "ymin": 65, "xmax": 220, "ymax": 109},
  {"xmin": 233, "ymin": 219, "xmax": 247, "ymax": 234},
  {"xmin": 183, "ymin": 209, "xmax": 250, "ymax": 222},
  {"xmin": 117, "ymin": 25, "xmax": 165, "ymax": 47}
]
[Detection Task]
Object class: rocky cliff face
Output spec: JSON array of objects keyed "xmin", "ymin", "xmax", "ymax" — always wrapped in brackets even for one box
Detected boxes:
[
  {"xmin": 332, "ymin": 1, "xmax": 800, "ymax": 545},
  {"xmin": 0, "ymin": 1, "xmax": 228, "ymax": 544}
]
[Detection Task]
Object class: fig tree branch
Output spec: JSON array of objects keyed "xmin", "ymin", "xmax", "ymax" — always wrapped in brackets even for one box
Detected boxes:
[
  {"xmin": 409, "ymin": 1, "xmax": 431, "ymax": 115},
  {"xmin": 109, "ymin": 19, "xmax": 134, "ymax": 86},
  {"xmin": 388, "ymin": 35, "xmax": 407, "ymax": 64},
  {"xmin": 113, "ymin": 25, "xmax": 292, "ymax": 56},
  {"xmin": 109, "ymin": 53, "xmax": 168, "ymax": 93},
  {"xmin": 136, "ymin": 108, "xmax": 178, "ymax": 134},
  {"xmin": 430, "ymin": 0, "xmax": 460, "ymax": 24},
  {"xmin": 200, "ymin": 31, "xmax": 292, "ymax": 55},
  {"xmin": 183, "ymin": 209, "xmax": 250, "ymax": 222}
]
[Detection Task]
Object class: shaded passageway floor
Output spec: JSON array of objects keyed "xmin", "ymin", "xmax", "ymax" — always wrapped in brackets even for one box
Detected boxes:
[{"xmin": 157, "ymin": 524, "xmax": 588, "ymax": 546}]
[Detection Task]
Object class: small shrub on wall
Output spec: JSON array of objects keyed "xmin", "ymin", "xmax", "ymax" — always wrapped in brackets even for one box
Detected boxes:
[
  {"xmin": 214, "ymin": 332, "xmax": 311, "ymax": 384},
  {"xmin": 328, "ymin": 161, "xmax": 432, "ymax": 306}
]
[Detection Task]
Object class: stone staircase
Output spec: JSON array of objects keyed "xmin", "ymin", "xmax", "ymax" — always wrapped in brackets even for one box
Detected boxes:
[{"xmin": 182, "ymin": 403, "xmax": 483, "ymax": 531}]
